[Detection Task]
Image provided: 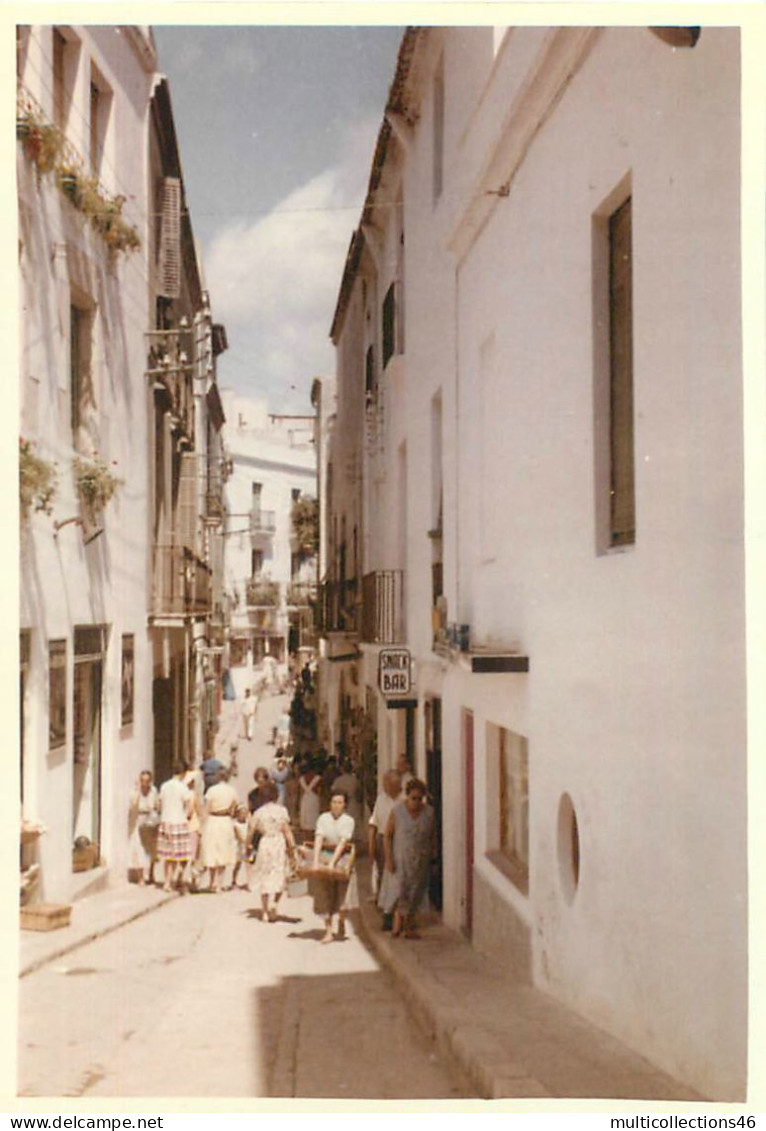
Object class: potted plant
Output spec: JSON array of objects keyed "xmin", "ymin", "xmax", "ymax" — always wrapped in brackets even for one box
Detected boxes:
[
  {"xmin": 16, "ymin": 109, "xmax": 33, "ymax": 142},
  {"xmin": 19, "ymin": 438, "xmax": 58, "ymax": 519},
  {"xmin": 56, "ymin": 162, "xmax": 81, "ymax": 205},
  {"xmin": 25, "ymin": 120, "xmax": 62, "ymax": 175},
  {"xmin": 72, "ymin": 454, "xmax": 122, "ymax": 520}
]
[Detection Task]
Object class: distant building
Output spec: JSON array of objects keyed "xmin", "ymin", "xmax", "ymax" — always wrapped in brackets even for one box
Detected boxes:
[
  {"xmin": 320, "ymin": 26, "xmax": 745, "ymax": 1101},
  {"xmin": 221, "ymin": 393, "xmax": 317, "ymax": 698}
]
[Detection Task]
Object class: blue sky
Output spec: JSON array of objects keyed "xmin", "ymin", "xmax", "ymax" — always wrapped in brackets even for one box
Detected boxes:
[{"xmin": 152, "ymin": 25, "xmax": 404, "ymax": 413}]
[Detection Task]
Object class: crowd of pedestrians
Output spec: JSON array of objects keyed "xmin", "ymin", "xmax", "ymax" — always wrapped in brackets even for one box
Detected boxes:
[{"xmin": 127, "ymin": 659, "xmax": 437, "ymax": 942}]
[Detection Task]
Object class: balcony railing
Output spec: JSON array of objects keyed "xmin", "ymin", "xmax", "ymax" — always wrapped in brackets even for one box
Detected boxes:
[
  {"xmin": 250, "ymin": 509, "xmax": 277, "ymax": 537},
  {"xmin": 145, "ymin": 327, "xmax": 195, "ymax": 441},
  {"xmin": 317, "ymin": 579, "xmax": 359, "ymax": 635},
  {"xmin": 286, "ymin": 581, "xmax": 317, "ymax": 607},
  {"xmin": 361, "ymin": 570, "xmax": 405, "ymax": 644},
  {"xmin": 152, "ymin": 544, "xmax": 212, "ymax": 617}
]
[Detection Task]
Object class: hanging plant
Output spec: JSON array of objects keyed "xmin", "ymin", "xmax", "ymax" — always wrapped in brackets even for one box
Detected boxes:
[
  {"xmin": 72, "ymin": 454, "xmax": 122, "ymax": 515},
  {"xmin": 56, "ymin": 162, "xmax": 82, "ymax": 206},
  {"xmin": 246, "ymin": 576, "xmax": 280, "ymax": 607},
  {"xmin": 19, "ymin": 438, "xmax": 58, "ymax": 519}
]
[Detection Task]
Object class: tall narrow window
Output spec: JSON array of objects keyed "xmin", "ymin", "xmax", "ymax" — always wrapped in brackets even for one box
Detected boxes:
[
  {"xmin": 52, "ymin": 30, "xmax": 66, "ymax": 128},
  {"xmin": 90, "ymin": 81, "xmax": 100, "ymax": 172},
  {"xmin": 608, "ymin": 197, "xmax": 635, "ymax": 546},
  {"xmin": 433, "ymin": 55, "xmax": 445, "ymax": 201},
  {"xmin": 70, "ymin": 303, "xmax": 91, "ymax": 447},
  {"xmin": 382, "ymin": 284, "xmax": 396, "ymax": 369}
]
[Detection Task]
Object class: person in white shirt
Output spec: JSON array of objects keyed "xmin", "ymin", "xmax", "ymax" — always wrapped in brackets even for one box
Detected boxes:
[
  {"xmin": 310, "ymin": 791, "xmax": 358, "ymax": 943},
  {"xmin": 395, "ymin": 753, "xmax": 414, "ymax": 793},
  {"xmin": 240, "ymin": 688, "xmax": 258, "ymax": 739},
  {"xmin": 368, "ymin": 770, "xmax": 404, "ymax": 915},
  {"xmin": 157, "ymin": 762, "xmax": 193, "ymax": 893}
]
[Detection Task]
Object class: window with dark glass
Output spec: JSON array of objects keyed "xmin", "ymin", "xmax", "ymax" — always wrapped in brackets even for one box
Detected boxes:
[{"xmin": 608, "ymin": 197, "xmax": 635, "ymax": 547}]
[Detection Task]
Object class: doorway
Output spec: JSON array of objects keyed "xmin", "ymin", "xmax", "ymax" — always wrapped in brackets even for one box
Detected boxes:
[
  {"xmin": 72, "ymin": 627, "xmax": 105, "ymax": 865},
  {"xmin": 463, "ymin": 709, "xmax": 474, "ymax": 937},
  {"xmin": 425, "ymin": 697, "xmax": 443, "ymax": 912}
]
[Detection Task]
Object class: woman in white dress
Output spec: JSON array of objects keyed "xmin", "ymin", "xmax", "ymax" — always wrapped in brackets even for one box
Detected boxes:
[
  {"xmin": 310, "ymin": 791, "xmax": 358, "ymax": 944},
  {"xmin": 128, "ymin": 771, "xmax": 159, "ymax": 885},
  {"xmin": 298, "ymin": 762, "xmax": 321, "ymax": 841},
  {"xmin": 201, "ymin": 767, "xmax": 238, "ymax": 892},
  {"xmin": 250, "ymin": 781, "xmax": 296, "ymax": 921}
]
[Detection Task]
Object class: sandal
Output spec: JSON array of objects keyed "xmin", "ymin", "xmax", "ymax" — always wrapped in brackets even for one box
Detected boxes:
[{"xmin": 321, "ymin": 932, "xmax": 334, "ymax": 944}]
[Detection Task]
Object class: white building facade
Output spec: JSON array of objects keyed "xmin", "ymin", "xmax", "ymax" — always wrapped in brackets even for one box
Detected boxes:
[
  {"xmin": 322, "ymin": 26, "xmax": 746, "ymax": 1100},
  {"xmin": 18, "ymin": 26, "xmax": 159, "ymax": 902},
  {"xmin": 18, "ymin": 26, "xmax": 229, "ymax": 904},
  {"xmin": 221, "ymin": 394, "xmax": 317, "ymax": 698}
]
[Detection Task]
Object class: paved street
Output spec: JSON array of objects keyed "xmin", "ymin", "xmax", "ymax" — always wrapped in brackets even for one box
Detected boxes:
[
  {"xmin": 19, "ymin": 684, "xmax": 471, "ymax": 1100},
  {"xmin": 19, "ymin": 879, "xmax": 469, "ymax": 1098}
]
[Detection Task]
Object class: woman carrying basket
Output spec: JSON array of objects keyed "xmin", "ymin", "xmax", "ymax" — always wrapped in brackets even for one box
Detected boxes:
[{"xmin": 309, "ymin": 790, "xmax": 358, "ymax": 943}]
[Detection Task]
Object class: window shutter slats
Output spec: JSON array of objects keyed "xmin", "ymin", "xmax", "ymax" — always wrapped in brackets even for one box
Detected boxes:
[
  {"xmin": 177, "ymin": 451, "xmax": 198, "ymax": 551},
  {"xmin": 158, "ymin": 176, "xmax": 181, "ymax": 300}
]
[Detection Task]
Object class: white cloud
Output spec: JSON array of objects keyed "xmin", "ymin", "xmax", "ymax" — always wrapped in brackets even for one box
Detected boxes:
[{"xmin": 204, "ymin": 115, "xmax": 380, "ymax": 408}]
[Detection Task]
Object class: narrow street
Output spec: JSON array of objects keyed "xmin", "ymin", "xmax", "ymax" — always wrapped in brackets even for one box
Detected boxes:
[
  {"xmin": 18, "ymin": 686, "xmax": 471, "ymax": 1100},
  {"xmin": 18, "ymin": 883, "xmax": 468, "ymax": 1099}
]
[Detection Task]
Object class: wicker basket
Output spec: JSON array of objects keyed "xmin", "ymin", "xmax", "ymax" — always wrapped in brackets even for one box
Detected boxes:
[
  {"xmin": 72, "ymin": 843, "xmax": 100, "ymax": 872},
  {"xmin": 20, "ymin": 902, "xmax": 72, "ymax": 932}
]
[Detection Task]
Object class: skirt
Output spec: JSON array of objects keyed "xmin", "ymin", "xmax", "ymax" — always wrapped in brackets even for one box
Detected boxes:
[
  {"xmin": 202, "ymin": 816, "xmax": 237, "ymax": 867},
  {"xmin": 157, "ymin": 823, "xmax": 191, "ymax": 861},
  {"xmin": 308, "ymin": 847, "xmax": 359, "ymax": 916}
]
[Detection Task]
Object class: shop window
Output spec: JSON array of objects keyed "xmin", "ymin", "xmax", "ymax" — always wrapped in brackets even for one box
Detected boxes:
[
  {"xmin": 48, "ymin": 639, "xmax": 67, "ymax": 750},
  {"xmin": 121, "ymin": 634, "xmax": 134, "ymax": 727},
  {"xmin": 229, "ymin": 637, "xmax": 249, "ymax": 667},
  {"xmin": 486, "ymin": 723, "xmax": 529, "ymax": 895}
]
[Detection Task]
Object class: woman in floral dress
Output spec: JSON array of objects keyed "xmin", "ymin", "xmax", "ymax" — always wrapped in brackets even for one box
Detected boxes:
[{"xmin": 250, "ymin": 781, "xmax": 296, "ymax": 921}]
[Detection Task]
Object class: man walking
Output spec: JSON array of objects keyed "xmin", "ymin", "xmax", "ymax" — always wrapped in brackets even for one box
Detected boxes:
[{"xmin": 241, "ymin": 687, "xmax": 257, "ymax": 740}]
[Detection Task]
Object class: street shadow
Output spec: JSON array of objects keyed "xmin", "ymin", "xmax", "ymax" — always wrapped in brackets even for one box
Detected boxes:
[
  {"xmin": 284, "ymin": 928, "xmax": 325, "ymax": 941},
  {"xmin": 242, "ymin": 909, "xmax": 303, "ymax": 925},
  {"xmin": 255, "ymin": 969, "xmax": 471, "ymax": 1099}
]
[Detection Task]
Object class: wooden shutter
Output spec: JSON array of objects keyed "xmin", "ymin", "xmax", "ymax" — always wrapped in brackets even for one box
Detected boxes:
[
  {"xmin": 177, "ymin": 452, "xmax": 198, "ymax": 551},
  {"xmin": 609, "ymin": 197, "xmax": 635, "ymax": 546},
  {"xmin": 158, "ymin": 177, "xmax": 181, "ymax": 299}
]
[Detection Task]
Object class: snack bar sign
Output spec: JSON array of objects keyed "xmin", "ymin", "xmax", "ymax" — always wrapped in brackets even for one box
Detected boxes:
[{"xmin": 379, "ymin": 648, "xmax": 412, "ymax": 696}]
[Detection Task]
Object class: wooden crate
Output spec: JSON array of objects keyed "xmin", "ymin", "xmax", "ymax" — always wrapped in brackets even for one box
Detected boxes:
[{"xmin": 20, "ymin": 902, "xmax": 72, "ymax": 932}]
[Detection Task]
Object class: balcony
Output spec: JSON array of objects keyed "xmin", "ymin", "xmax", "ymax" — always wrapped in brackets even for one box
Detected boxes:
[
  {"xmin": 317, "ymin": 579, "xmax": 359, "ymax": 636},
  {"xmin": 286, "ymin": 581, "xmax": 317, "ymax": 607},
  {"xmin": 250, "ymin": 509, "xmax": 277, "ymax": 541},
  {"xmin": 360, "ymin": 570, "xmax": 404, "ymax": 645},
  {"xmin": 145, "ymin": 327, "xmax": 195, "ymax": 442},
  {"xmin": 246, "ymin": 577, "xmax": 280, "ymax": 607},
  {"xmin": 152, "ymin": 544, "xmax": 211, "ymax": 619}
]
